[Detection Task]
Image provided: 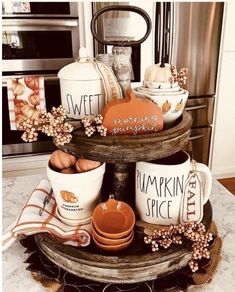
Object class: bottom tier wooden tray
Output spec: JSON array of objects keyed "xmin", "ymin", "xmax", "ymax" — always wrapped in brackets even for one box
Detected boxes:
[{"xmin": 34, "ymin": 201, "xmax": 212, "ymax": 284}]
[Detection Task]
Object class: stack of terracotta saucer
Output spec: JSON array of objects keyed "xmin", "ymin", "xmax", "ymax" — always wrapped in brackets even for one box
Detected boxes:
[{"xmin": 91, "ymin": 197, "xmax": 135, "ymax": 251}]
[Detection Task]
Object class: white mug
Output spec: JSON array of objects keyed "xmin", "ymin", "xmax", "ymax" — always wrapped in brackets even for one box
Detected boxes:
[{"xmin": 135, "ymin": 151, "xmax": 212, "ymax": 225}]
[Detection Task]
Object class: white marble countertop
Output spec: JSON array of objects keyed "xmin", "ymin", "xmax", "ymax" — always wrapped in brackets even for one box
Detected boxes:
[{"xmin": 2, "ymin": 174, "xmax": 235, "ymax": 291}]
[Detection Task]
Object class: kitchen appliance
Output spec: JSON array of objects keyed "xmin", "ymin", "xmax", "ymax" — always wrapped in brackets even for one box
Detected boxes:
[
  {"xmin": 91, "ymin": 2, "xmax": 224, "ymax": 165},
  {"xmin": 2, "ymin": 1, "xmax": 80, "ymax": 157},
  {"xmin": 2, "ymin": 2, "xmax": 78, "ymax": 18},
  {"xmin": 2, "ymin": 19, "xmax": 79, "ymax": 72}
]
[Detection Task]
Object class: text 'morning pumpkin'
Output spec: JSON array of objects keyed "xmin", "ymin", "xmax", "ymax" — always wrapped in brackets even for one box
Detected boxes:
[{"xmin": 101, "ymin": 90, "xmax": 163, "ymax": 135}]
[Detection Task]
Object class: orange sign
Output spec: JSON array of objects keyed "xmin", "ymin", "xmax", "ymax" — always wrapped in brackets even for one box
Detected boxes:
[{"xmin": 102, "ymin": 90, "xmax": 163, "ymax": 135}]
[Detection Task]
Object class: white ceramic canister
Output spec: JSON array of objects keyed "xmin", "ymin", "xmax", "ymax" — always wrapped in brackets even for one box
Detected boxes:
[{"xmin": 58, "ymin": 48, "xmax": 105, "ymax": 120}]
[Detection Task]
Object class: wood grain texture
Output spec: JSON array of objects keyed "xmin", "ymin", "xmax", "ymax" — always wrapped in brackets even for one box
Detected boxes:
[
  {"xmin": 35, "ymin": 233, "xmax": 191, "ymax": 284},
  {"xmin": 58, "ymin": 111, "xmax": 192, "ymax": 163}
]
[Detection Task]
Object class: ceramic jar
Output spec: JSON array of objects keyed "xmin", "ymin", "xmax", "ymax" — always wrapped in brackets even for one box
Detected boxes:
[{"xmin": 58, "ymin": 48, "xmax": 105, "ymax": 120}]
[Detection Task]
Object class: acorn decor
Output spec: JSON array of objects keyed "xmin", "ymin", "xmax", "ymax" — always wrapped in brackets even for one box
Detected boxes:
[
  {"xmin": 16, "ymin": 105, "xmax": 73, "ymax": 145},
  {"xmin": 144, "ymin": 222, "xmax": 213, "ymax": 272}
]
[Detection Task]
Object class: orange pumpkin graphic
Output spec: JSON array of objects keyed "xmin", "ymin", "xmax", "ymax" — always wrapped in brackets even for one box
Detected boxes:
[
  {"xmin": 12, "ymin": 80, "xmax": 25, "ymax": 96},
  {"xmin": 24, "ymin": 77, "xmax": 39, "ymax": 91},
  {"xmin": 14, "ymin": 98, "xmax": 28, "ymax": 115},
  {"xmin": 175, "ymin": 99, "xmax": 184, "ymax": 112},
  {"xmin": 28, "ymin": 91, "xmax": 40, "ymax": 106},
  {"xmin": 162, "ymin": 100, "xmax": 171, "ymax": 113},
  {"xmin": 60, "ymin": 190, "xmax": 78, "ymax": 203}
]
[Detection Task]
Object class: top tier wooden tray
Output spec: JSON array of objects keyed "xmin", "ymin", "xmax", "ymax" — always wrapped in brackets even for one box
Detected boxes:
[{"xmin": 59, "ymin": 111, "xmax": 192, "ymax": 163}]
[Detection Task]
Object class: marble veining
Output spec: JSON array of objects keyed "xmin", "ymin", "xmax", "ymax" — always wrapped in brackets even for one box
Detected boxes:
[{"xmin": 2, "ymin": 175, "xmax": 235, "ymax": 291}]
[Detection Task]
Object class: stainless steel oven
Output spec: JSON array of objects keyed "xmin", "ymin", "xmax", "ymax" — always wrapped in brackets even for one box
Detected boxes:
[
  {"xmin": 2, "ymin": 1, "xmax": 79, "ymax": 157},
  {"xmin": 2, "ymin": 1, "xmax": 78, "ymax": 18},
  {"xmin": 2, "ymin": 18, "xmax": 79, "ymax": 72}
]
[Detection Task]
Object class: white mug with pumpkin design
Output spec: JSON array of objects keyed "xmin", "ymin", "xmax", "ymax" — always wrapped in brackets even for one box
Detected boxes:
[
  {"xmin": 47, "ymin": 162, "xmax": 105, "ymax": 220},
  {"xmin": 135, "ymin": 151, "xmax": 212, "ymax": 225}
]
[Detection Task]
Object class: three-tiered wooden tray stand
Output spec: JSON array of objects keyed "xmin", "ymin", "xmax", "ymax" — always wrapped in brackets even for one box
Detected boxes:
[{"xmin": 35, "ymin": 111, "xmax": 212, "ymax": 283}]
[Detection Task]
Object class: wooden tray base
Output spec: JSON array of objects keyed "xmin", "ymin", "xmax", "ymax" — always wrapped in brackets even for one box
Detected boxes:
[{"xmin": 34, "ymin": 201, "xmax": 212, "ymax": 284}]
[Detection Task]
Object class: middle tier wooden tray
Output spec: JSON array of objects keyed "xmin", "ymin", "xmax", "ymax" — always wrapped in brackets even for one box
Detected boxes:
[
  {"xmin": 59, "ymin": 111, "xmax": 192, "ymax": 163},
  {"xmin": 35, "ymin": 200, "xmax": 212, "ymax": 284}
]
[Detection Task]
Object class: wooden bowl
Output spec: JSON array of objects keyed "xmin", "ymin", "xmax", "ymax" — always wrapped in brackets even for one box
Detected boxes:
[
  {"xmin": 92, "ymin": 198, "xmax": 135, "ymax": 239},
  {"xmin": 92, "ymin": 223, "xmax": 134, "ymax": 245},
  {"xmin": 92, "ymin": 231, "xmax": 134, "ymax": 252}
]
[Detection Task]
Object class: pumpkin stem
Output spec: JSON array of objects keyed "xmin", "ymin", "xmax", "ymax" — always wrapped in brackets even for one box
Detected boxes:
[{"xmin": 126, "ymin": 89, "xmax": 136, "ymax": 101}]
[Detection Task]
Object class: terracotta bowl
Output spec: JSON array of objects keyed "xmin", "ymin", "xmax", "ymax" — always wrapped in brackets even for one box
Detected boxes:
[
  {"xmin": 92, "ymin": 198, "xmax": 135, "ymax": 239},
  {"xmin": 92, "ymin": 223, "xmax": 134, "ymax": 245},
  {"xmin": 92, "ymin": 231, "xmax": 134, "ymax": 252}
]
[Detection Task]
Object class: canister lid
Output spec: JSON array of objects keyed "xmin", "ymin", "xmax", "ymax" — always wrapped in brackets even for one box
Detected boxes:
[{"xmin": 58, "ymin": 47, "xmax": 101, "ymax": 81}]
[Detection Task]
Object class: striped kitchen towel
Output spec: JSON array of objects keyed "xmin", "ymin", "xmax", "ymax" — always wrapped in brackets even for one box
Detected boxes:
[
  {"xmin": 2, "ymin": 180, "xmax": 91, "ymax": 251},
  {"xmin": 7, "ymin": 76, "xmax": 46, "ymax": 130}
]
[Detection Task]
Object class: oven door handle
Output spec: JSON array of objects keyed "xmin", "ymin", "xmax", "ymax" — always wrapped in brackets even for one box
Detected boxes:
[
  {"xmin": 2, "ymin": 18, "xmax": 78, "ymax": 27},
  {"xmin": 189, "ymin": 134, "xmax": 204, "ymax": 141},
  {"xmin": 185, "ymin": 104, "xmax": 207, "ymax": 111}
]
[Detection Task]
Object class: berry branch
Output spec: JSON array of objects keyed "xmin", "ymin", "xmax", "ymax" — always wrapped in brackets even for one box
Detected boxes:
[
  {"xmin": 16, "ymin": 105, "xmax": 73, "ymax": 145},
  {"xmin": 144, "ymin": 222, "xmax": 213, "ymax": 272},
  {"xmin": 169, "ymin": 65, "xmax": 188, "ymax": 87},
  {"xmin": 81, "ymin": 114, "xmax": 107, "ymax": 137}
]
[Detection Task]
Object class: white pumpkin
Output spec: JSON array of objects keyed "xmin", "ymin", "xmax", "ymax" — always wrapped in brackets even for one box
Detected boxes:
[{"xmin": 144, "ymin": 63, "xmax": 172, "ymax": 83}]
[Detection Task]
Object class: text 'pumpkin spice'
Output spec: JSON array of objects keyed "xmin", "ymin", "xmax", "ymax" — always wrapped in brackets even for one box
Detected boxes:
[{"xmin": 101, "ymin": 90, "xmax": 163, "ymax": 135}]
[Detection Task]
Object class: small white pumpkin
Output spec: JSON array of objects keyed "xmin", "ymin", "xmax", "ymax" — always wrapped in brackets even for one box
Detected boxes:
[{"xmin": 144, "ymin": 63, "xmax": 172, "ymax": 83}]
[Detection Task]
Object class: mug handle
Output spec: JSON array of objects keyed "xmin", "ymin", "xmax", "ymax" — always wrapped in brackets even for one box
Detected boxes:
[{"xmin": 193, "ymin": 162, "xmax": 212, "ymax": 204}]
